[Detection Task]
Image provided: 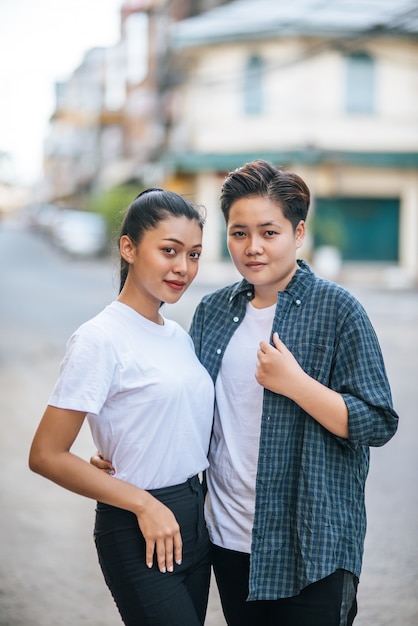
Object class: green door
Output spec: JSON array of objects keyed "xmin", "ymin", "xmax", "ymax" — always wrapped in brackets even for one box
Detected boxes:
[{"xmin": 313, "ymin": 197, "xmax": 399, "ymax": 261}]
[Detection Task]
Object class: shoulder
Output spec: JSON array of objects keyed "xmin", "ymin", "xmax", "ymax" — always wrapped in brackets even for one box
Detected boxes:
[
  {"xmin": 68, "ymin": 305, "xmax": 118, "ymax": 350},
  {"xmin": 293, "ymin": 260, "xmax": 357, "ymax": 309},
  {"xmin": 190, "ymin": 282, "xmax": 243, "ymax": 339},
  {"xmin": 191, "ymin": 282, "xmax": 246, "ymax": 330},
  {"xmin": 198, "ymin": 281, "xmax": 245, "ymax": 308},
  {"xmin": 309, "ymin": 272, "xmax": 363, "ymax": 308},
  {"xmin": 305, "ymin": 274, "xmax": 372, "ymax": 334}
]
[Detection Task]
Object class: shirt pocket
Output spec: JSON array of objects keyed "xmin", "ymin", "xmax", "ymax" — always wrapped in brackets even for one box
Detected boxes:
[{"xmin": 293, "ymin": 341, "xmax": 333, "ymax": 384}]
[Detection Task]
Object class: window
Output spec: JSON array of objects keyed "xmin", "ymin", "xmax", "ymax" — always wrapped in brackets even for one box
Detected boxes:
[
  {"xmin": 345, "ymin": 52, "xmax": 375, "ymax": 114},
  {"xmin": 125, "ymin": 12, "xmax": 149, "ymax": 86},
  {"xmin": 244, "ymin": 54, "xmax": 264, "ymax": 115},
  {"xmin": 314, "ymin": 197, "xmax": 399, "ymax": 261}
]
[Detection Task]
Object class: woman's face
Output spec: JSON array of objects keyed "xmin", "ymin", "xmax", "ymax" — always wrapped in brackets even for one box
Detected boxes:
[
  {"xmin": 227, "ymin": 195, "xmax": 305, "ymax": 300},
  {"xmin": 123, "ymin": 216, "xmax": 203, "ymax": 308}
]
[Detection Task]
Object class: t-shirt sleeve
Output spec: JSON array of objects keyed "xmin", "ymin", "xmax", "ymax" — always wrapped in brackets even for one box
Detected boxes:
[{"xmin": 48, "ymin": 323, "xmax": 118, "ymax": 415}]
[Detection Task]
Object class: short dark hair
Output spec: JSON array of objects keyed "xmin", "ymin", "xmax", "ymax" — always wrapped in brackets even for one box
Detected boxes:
[
  {"xmin": 119, "ymin": 188, "xmax": 205, "ymax": 293},
  {"xmin": 220, "ymin": 160, "xmax": 310, "ymax": 230}
]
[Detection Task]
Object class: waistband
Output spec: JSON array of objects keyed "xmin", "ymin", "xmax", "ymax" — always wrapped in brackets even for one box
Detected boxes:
[
  {"xmin": 147, "ymin": 474, "xmax": 201, "ymax": 497},
  {"xmin": 96, "ymin": 474, "xmax": 202, "ymax": 512}
]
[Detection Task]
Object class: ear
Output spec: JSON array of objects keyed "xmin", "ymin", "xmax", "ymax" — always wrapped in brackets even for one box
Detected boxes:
[
  {"xmin": 120, "ymin": 235, "xmax": 136, "ymax": 264},
  {"xmin": 295, "ymin": 220, "xmax": 306, "ymax": 249}
]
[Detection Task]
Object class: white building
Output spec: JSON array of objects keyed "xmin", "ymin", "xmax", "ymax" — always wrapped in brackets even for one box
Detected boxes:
[{"xmin": 164, "ymin": 0, "xmax": 418, "ymax": 285}]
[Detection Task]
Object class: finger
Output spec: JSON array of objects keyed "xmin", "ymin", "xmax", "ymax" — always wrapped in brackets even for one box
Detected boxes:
[
  {"xmin": 155, "ymin": 538, "xmax": 167, "ymax": 573},
  {"xmin": 174, "ymin": 531, "xmax": 183, "ymax": 566},
  {"xmin": 272, "ymin": 332, "xmax": 286, "ymax": 351},
  {"xmin": 145, "ymin": 539, "xmax": 155, "ymax": 570},
  {"xmin": 98, "ymin": 453, "xmax": 115, "ymax": 473},
  {"xmin": 90, "ymin": 454, "xmax": 106, "ymax": 468},
  {"xmin": 258, "ymin": 340, "xmax": 269, "ymax": 353},
  {"xmin": 91, "ymin": 455, "xmax": 115, "ymax": 474},
  {"xmin": 164, "ymin": 537, "xmax": 174, "ymax": 573}
]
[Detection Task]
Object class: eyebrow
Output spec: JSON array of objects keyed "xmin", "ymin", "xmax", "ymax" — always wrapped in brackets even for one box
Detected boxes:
[
  {"xmin": 163, "ymin": 237, "xmax": 202, "ymax": 248},
  {"xmin": 229, "ymin": 221, "xmax": 281, "ymax": 228}
]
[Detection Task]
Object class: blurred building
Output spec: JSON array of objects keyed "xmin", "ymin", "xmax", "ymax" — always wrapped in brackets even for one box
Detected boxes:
[
  {"xmin": 166, "ymin": 0, "xmax": 418, "ymax": 284},
  {"xmin": 44, "ymin": 0, "xmax": 230, "ymax": 200},
  {"xmin": 43, "ymin": 0, "xmax": 418, "ymax": 284},
  {"xmin": 0, "ymin": 152, "xmax": 30, "ymax": 217},
  {"xmin": 44, "ymin": 47, "xmax": 118, "ymax": 203}
]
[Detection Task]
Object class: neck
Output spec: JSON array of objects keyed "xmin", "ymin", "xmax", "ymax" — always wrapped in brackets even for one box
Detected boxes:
[
  {"xmin": 117, "ymin": 291, "xmax": 164, "ymax": 325},
  {"xmin": 251, "ymin": 292, "xmax": 278, "ymax": 309}
]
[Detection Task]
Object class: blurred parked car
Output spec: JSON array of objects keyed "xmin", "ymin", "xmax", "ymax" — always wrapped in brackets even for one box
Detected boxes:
[
  {"xmin": 23, "ymin": 203, "xmax": 61, "ymax": 235},
  {"xmin": 52, "ymin": 210, "xmax": 109, "ymax": 257}
]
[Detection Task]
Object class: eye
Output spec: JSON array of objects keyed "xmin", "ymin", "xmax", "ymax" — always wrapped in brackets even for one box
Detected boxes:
[
  {"xmin": 163, "ymin": 247, "xmax": 176, "ymax": 255},
  {"xmin": 230, "ymin": 230, "xmax": 246, "ymax": 238},
  {"xmin": 264, "ymin": 230, "xmax": 278, "ymax": 237},
  {"xmin": 189, "ymin": 251, "xmax": 201, "ymax": 260}
]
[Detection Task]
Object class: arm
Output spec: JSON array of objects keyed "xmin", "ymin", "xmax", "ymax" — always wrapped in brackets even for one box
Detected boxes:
[
  {"xmin": 29, "ymin": 406, "xmax": 182, "ymax": 573},
  {"xmin": 256, "ymin": 332, "xmax": 349, "ymax": 438}
]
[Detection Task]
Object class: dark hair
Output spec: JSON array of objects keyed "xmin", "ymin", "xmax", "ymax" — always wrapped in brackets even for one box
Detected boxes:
[
  {"xmin": 220, "ymin": 160, "xmax": 310, "ymax": 230},
  {"xmin": 119, "ymin": 188, "xmax": 205, "ymax": 293}
]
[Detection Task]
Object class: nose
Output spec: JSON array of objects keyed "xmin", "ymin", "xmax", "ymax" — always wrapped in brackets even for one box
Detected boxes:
[
  {"xmin": 173, "ymin": 255, "xmax": 188, "ymax": 275},
  {"xmin": 245, "ymin": 236, "xmax": 263, "ymax": 256}
]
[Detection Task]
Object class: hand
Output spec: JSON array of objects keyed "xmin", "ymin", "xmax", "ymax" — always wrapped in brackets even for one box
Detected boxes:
[
  {"xmin": 90, "ymin": 451, "xmax": 114, "ymax": 475},
  {"xmin": 136, "ymin": 492, "xmax": 183, "ymax": 574},
  {"xmin": 255, "ymin": 332, "xmax": 304, "ymax": 398},
  {"xmin": 90, "ymin": 452, "xmax": 182, "ymax": 572},
  {"xmin": 256, "ymin": 333, "xmax": 349, "ymax": 436}
]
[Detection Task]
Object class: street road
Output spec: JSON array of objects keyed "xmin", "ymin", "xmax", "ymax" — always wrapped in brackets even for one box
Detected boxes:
[{"xmin": 0, "ymin": 220, "xmax": 417, "ymax": 625}]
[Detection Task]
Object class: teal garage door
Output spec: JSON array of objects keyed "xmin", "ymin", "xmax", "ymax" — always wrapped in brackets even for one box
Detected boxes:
[{"xmin": 313, "ymin": 197, "xmax": 399, "ymax": 261}]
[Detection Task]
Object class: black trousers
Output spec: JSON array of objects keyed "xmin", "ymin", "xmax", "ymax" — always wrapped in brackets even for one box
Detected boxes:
[
  {"xmin": 94, "ymin": 476, "xmax": 211, "ymax": 626},
  {"xmin": 212, "ymin": 544, "xmax": 358, "ymax": 626}
]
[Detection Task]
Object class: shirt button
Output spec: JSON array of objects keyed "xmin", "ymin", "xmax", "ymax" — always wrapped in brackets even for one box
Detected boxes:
[
  {"xmin": 295, "ymin": 299, "xmax": 301, "ymax": 306},
  {"xmin": 216, "ymin": 348, "xmax": 222, "ymax": 355},
  {"xmin": 247, "ymin": 291, "xmax": 252, "ymax": 297},
  {"xmin": 233, "ymin": 316, "xmax": 239, "ymax": 323}
]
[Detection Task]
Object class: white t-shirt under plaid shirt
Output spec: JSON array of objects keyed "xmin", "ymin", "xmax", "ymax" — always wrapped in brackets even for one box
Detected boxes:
[{"xmin": 205, "ymin": 301, "xmax": 275, "ymax": 553}]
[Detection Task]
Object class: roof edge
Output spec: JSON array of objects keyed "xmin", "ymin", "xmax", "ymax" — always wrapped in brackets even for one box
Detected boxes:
[{"xmin": 164, "ymin": 150, "xmax": 418, "ymax": 172}]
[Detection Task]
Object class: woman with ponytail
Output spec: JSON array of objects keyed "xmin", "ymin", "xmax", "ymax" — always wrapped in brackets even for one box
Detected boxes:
[{"xmin": 29, "ymin": 189, "xmax": 214, "ymax": 626}]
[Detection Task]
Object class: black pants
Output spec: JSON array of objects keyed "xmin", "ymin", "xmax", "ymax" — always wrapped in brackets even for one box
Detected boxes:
[
  {"xmin": 212, "ymin": 544, "xmax": 358, "ymax": 626},
  {"xmin": 94, "ymin": 476, "xmax": 211, "ymax": 626}
]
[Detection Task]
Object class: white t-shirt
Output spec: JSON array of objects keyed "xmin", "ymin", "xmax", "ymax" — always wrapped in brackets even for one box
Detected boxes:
[
  {"xmin": 205, "ymin": 302, "xmax": 275, "ymax": 553},
  {"xmin": 49, "ymin": 301, "xmax": 214, "ymax": 490}
]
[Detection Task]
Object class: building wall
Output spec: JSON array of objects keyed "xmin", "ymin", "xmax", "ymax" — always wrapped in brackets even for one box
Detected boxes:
[
  {"xmin": 172, "ymin": 37, "xmax": 418, "ymax": 153},
  {"xmin": 166, "ymin": 33, "xmax": 418, "ymax": 283}
]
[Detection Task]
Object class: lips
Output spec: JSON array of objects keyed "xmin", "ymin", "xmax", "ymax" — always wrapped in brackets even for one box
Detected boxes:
[
  {"xmin": 164, "ymin": 280, "xmax": 186, "ymax": 291},
  {"xmin": 245, "ymin": 262, "xmax": 266, "ymax": 269}
]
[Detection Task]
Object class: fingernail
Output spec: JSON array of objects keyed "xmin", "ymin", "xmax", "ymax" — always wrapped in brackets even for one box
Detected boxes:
[
  {"xmin": 161, "ymin": 567, "xmax": 166, "ymax": 574},
  {"xmin": 176, "ymin": 560, "xmax": 182, "ymax": 566},
  {"xmin": 147, "ymin": 563, "xmax": 153, "ymax": 569},
  {"xmin": 167, "ymin": 566, "xmax": 173, "ymax": 573}
]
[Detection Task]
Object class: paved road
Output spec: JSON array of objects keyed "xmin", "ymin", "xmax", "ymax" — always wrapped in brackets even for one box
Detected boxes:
[{"xmin": 0, "ymin": 221, "xmax": 417, "ymax": 625}]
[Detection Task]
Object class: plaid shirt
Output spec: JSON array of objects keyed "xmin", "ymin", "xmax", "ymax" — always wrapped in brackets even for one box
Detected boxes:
[{"xmin": 190, "ymin": 260, "xmax": 398, "ymax": 600}]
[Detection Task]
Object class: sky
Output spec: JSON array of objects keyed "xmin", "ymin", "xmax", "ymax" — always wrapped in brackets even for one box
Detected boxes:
[{"xmin": 0, "ymin": 0, "xmax": 123, "ymax": 186}]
